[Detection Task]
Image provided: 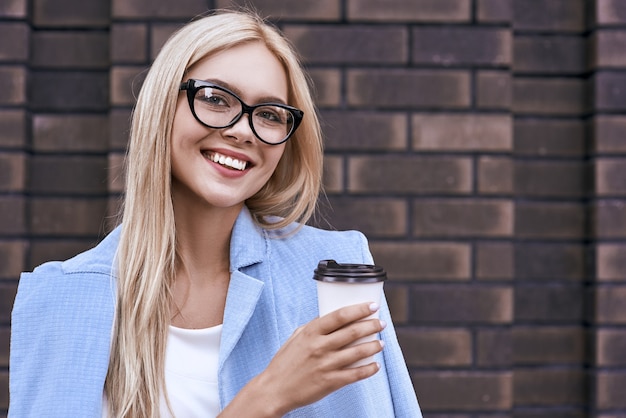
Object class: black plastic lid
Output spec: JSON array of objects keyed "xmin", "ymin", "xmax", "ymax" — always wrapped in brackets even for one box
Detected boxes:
[{"xmin": 313, "ymin": 259, "xmax": 387, "ymax": 283}]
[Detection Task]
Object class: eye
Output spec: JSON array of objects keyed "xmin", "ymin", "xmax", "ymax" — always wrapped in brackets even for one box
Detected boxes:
[
  {"xmin": 255, "ymin": 106, "xmax": 289, "ymax": 125},
  {"xmin": 195, "ymin": 88, "xmax": 235, "ymax": 109}
]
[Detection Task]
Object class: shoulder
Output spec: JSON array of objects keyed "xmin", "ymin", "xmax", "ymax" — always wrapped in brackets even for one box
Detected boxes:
[
  {"xmin": 268, "ymin": 223, "xmax": 373, "ymax": 265},
  {"xmin": 14, "ymin": 227, "xmax": 120, "ymax": 319}
]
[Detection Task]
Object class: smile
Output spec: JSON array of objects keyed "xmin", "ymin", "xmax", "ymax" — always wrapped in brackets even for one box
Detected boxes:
[{"xmin": 203, "ymin": 151, "xmax": 248, "ymax": 171}]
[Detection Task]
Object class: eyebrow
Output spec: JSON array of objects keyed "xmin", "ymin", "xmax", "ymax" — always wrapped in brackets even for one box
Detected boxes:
[{"xmin": 202, "ymin": 78, "xmax": 288, "ymax": 105}]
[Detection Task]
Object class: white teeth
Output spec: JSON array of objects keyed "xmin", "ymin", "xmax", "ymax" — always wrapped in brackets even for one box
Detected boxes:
[{"xmin": 207, "ymin": 152, "xmax": 247, "ymax": 171}]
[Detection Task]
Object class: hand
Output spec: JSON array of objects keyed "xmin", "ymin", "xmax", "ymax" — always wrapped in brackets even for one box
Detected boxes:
[{"xmin": 248, "ymin": 302, "xmax": 386, "ymax": 416}]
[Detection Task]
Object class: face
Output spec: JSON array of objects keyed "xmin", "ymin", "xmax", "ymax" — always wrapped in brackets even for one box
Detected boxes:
[{"xmin": 170, "ymin": 42, "xmax": 289, "ymax": 214}]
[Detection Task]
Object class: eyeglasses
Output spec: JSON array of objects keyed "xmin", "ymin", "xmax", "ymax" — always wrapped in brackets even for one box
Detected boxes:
[{"xmin": 179, "ymin": 79, "xmax": 304, "ymax": 145}]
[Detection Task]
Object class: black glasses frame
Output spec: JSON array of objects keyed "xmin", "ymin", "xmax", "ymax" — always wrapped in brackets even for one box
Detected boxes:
[{"xmin": 179, "ymin": 79, "xmax": 304, "ymax": 145}]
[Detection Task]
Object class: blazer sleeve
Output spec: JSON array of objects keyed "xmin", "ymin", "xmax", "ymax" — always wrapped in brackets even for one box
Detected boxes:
[
  {"xmin": 9, "ymin": 264, "xmax": 115, "ymax": 417},
  {"xmin": 356, "ymin": 232, "xmax": 423, "ymax": 417}
]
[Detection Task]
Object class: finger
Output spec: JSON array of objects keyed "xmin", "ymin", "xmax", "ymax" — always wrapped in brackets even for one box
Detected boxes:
[
  {"xmin": 331, "ymin": 318, "xmax": 386, "ymax": 349},
  {"xmin": 317, "ymin": 302, "xmax": 380, "ymax": 335},
  {"xmin": 325, "ymin": 354, "xmax": 382, "ymax": 388},
  {"xmin": 335, "ymin": 339, "xmax": 385, "ymax": 369}
]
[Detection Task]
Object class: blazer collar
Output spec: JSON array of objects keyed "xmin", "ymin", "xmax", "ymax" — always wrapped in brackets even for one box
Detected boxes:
[{"xmin": 229, "ymin": 206, "xmax": 267, "ymax": 271}]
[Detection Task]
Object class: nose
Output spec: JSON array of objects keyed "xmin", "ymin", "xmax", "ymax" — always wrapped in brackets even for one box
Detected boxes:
[{"xmin": 221, "ymin": 112, "xmax": 255, "ymax": 144}]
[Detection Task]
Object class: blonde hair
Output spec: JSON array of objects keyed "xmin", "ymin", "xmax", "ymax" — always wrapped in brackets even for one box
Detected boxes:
[{"xmin": 105, "ymin": 9, "xmax": 323, "ymax": 417}]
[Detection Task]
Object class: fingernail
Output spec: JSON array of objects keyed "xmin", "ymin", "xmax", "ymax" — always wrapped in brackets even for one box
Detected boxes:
[
  {"xmin": 379, "ymin": 340, "xmax": 385, "ymax": 349},
  {"xmin": 369, "ymin": 302, "xmax": 380, "ymax": 312},
  {"xmin": 379, "ymin": 319, "xmax": 387, "ymax": 329}
]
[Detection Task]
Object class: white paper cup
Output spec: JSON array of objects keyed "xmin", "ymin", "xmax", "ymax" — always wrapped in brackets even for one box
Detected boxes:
[{"xmin": 313, "ymin": 260, "xmax": 386, "ymax": 367}]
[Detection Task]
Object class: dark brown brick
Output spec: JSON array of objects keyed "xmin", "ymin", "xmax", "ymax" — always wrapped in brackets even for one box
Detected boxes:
[
  {"xmin": 111, "ymin": 0, "xmax": 206, "ymax": 19},
  {"xmin": 476, "ymin": 242, "xmax": 514, "ymax": 280},
  {"xmin": 477, "ymin": 0, "xmax": 511, "ymax": 23},
  {"xmin": 594, "ymin": 116, "xmax": 626, "ymax": 153},
  {"xmin": 348, "ymin": 155, "xmax": 472, "ymax": 194},
  {"xmin": 514, "ymin": 243, "xmax": 586, "ymax": 281},
  {"xmin": 596, "ymin": 371, "xmax": 626, "ymax": 409},
  {"xmin": 347, "ymin": 0, "xmax": 471, "ymax": 22},
  {"xmin": 0, "ymin": 23, "xmax": 28, "ymax": 62},
  {"xmin": 515, "ymin": 161, "xmax": 588, "ymax": 198},
  {"xmin": 321, "ymin": 111, "xmax": 408, "ymax": 151},
  {"xmin": 514, "ymin": 119, "xmax": 587, "ymax": 157},
  {"xmin": 596, "ymin": 160, "xmax": 626, "ymax": 196},
  {"xmin": 594, "ymin": 72, "xmax": 626, "ymax": 111},
  {"xmin": 370, "ymin": 242, "xmax": 470, "ymax": 281},
  {"xmin": 33, "ymin": 115, "xmax": 109, "ymax": 152},
  {"xmin": 596, "ymin": 329, "xmax": 626, "ymax": 366},
  {"xmin": 596, "ymin": 0, "xmax": 626, "ymax": 25},
  {"xmin": 347, "ymin": 69, "xmax": 470, "ymax": 109},
  {"xmin": 383, "ymin": 284, "xmax": 408, "ymax": 324},
  {"xmin": 29, "ymin": 156, "xmax": 108, "ymax": 195},
  {"xmin": 32, "ymin": 31, "xmax": 109, "ymax": 69},
  {"xmin": 593, "ymin": 31, "xmax": 626, "ymax": 68},
  {"xmin": 396, "ymin": 327, "xmax": 472, "ymax": 367},
  {"xmin": 285, "ymin": 25, "xmax": 407, "ymax": 64},
  {"xmin": 412, "ymin": 27, "xmax": 510, "ymax": 66},
  {"xmin": 514, "ymin": 35, "xmax": 586, "ymax": 75},
  {"xmin": 0, "ymin": 197, "xmax": 25, "ymax": 235},
  {"xmin": 0, "ymin": 66, "xmax": 26, "ymax": 105},
  {"xmin": 0, "ymin": 152, "xmax": 25, "ymax": 192},
  {"xmin": 29, "ymin": 197, "xmax": 108, "ymax": 236},
  {"xmin": 0, "ymin": 328, "xmax": 8, "ymax": 366},
  {"xmin": 150, "ymin": 23, "xmax": 183, "ymax": 60},
  {"xmin": 410, "ymin": 285, "xmax": 513, "ymax": 324},
  {"xmin": 477, "ymin": 71, "xmax": 511, "ymax": 109},
  {"xmin": 513, "ymin": 327, "xmax": 585, "ymax": 365},
  {"xmin": 516, "ymin": 202, "xmax": 586, "ymax": 240},
  {"xmin": 0, "ymin": 283, "xmax": 17, "ymax": 323},
  {"xmin": 513, "ymin": 78, "xmax": 586, "ymax": 115},
  {"xmin": 596, "ymin": 243, "xmax": 626, "ymax": 281},
  {"xmin": 109, "ymin": 108, "xmax": 132, "ymax": 150},
  {"xmin": 30, "ymin": 71, "xmax": 108, "ymax": 111},
  {"xmin": 478, "ymin": 157, "xmax": 514, "ymax": 195},
  {"xmin": 0, "ymin": 370, "xmax": 6, "ymax": 410},
  {"xmin": 514, "ymin": 369, "xmax": 586, "ymax": 406},
  {"xmin": 412, "ymin": 114, "xmax": 512, "ymax": 152},
  {"xmin": 477, "ymin": 329, "xmax": 511, "ymax": 367},
  {"xmin": 308, "ymin": 69, "xmax": 341, "ymax": 107},
  {"xmin": 513, "ymin": 0, "xmax": 585, "ymax": 32},
  {"xmin": 412, "ymin": 199, "xmax": 513, "ymax": 238},
  {"xmin": 0, "ymin": 240, "xmax": 26, "ymax": 279},
  {"xmin": 111, "ymin": 23, "xmax": 148, "ymax": 63},
  {"xmin": 216, "ymin": 0, "xmax": 341, "ymax": 21},
  {"xmin": 0, "ymin": 110, "xmax": 26, "ymax": 149},
  {"xmin": 322, "ymin": 155, "xmax": 342, "ymax": 193},
  {"xmin": 322, "ymin": 197, "xmax": 407, "ymax": 238},
  {"xmin": 596, "ymin": 286, "xmax": 626, "ymax": 324},
  {"xmin": 413, "ymin": 371, "xmax": 512, "ymax": 411},
  {"xmin": 110, "ymin": 66, "xmax": 146, "ymax": 106},
  {"xmin": 108, "ymin": 153, "xmax": 125, "ymax": 193},
  {"xmin": 28, "ymin": 238, "xmax": 99, "ymax": 268},
  {"xmin": 0, "ymin": 0, "xmax": 26, "ymax": 17},
  {"xmin": 515, "ymin": 284, "xmax": 584, "ymax": 322},
  {"xmin": 595, "ymin": 200, "xmax": 626, "ymax": 238},
  {"xmin": 33, "ymin": 0, "xmax": 109, "ymax": 27}
]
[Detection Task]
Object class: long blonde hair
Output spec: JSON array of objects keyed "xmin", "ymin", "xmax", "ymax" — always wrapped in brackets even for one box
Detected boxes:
[{"xmin": 105, "ymin": 9, "xmax": 323, "ymax": 417}]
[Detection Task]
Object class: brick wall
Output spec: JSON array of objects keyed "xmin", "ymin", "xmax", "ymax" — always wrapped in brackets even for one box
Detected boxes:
[{"xmin": 0, "ymin": 0, "xmax": 624, "ymax": 416}]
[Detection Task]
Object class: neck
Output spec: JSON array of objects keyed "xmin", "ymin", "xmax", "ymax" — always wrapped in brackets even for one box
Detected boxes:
[{"xmin": 173, "ymin": 200, "xmax": 243, "ymax": 280}]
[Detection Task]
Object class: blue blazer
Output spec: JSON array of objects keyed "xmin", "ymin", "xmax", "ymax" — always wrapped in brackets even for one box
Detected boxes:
[{"xmin": 10, "ymin": 207, "xmax": 422, "ymax": 417}]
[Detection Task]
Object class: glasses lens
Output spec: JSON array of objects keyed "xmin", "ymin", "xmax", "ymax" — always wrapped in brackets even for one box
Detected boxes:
[
  {"xmin": 193, "ymin": 85, "xmax": 295, "ymax": 144},
  {"xmin": 252, "ymin": 106, "xmax": 294, "ymax": 144},
  {"xmin": 194, "ymin": 86, "xmax": 242, "ymax": 127}
]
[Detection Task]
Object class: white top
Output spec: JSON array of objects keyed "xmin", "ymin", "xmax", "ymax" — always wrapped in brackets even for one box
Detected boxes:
[{"xmin": 102, "ymin": 324, "xmax": 222, "ymax": 417}]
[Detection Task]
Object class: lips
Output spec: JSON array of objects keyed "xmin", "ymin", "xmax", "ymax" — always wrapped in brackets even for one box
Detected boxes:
[{"xmin": 202, "ymin": 150, "xmax": 250, "ymax": 171}]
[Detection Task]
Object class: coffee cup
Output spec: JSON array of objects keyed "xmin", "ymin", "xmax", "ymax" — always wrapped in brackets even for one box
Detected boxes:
[{"xmin": 313, "ymin": 259, "xmax": 387, "ymax": 367}]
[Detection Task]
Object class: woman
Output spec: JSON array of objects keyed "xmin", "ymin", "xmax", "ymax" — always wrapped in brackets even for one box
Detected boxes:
[{"xmin": 10, "ymin": 9, "xmax": 422, "ymax": 417}]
